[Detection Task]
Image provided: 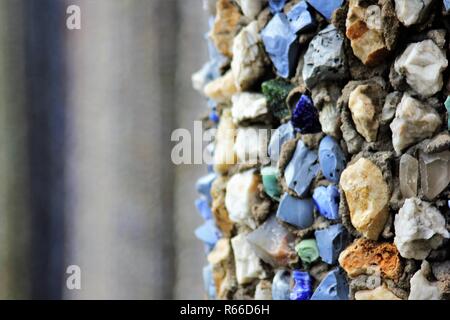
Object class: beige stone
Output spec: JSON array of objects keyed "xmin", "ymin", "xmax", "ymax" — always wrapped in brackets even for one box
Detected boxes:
[
  {"xmin": 231, "ymin": 21, "xmax": 268, "ymax": 91},
  {"xmin": 234, "ymin": 126, "xmax": 270, "ymax": 165},
  {"xmin": 210, "ymin": 0, "xmax": 244, "ymax": 57},
  {"xmin": 231, "ymin": 233, "xmax": 264, "ymax": 285},
  {"xmin": 348, "ymin": 85, "xmax": 380, "ymax": 142},
  {"xmin": 390, "ymin": 94, "xmax": 442, "ymax": 155},
  {"xmin": 204, "ymin": 71, "xmax": 238, "ymax": 103},
  {"xmin": 339, "ymin": 238, "xmax": 403, "ymax": 280},
  {"xmin": 340, "ymin": 158, "xmax": 390, "ymax": 240},
  {"xmin": 355, "ymin": 284, "xmax": 402, "ymax": 300},
  {"xmin": 346, "ymin": 0, "xmax": 388, "ymax": 66},
  {"xmin": 409, "ymin": 261, "xmax": 442, "ymax": 300},
  {"xmin": 207, "ymin": 239, "xmax": 234, "ymax": 299},
  {"xmin": 231, "ymin": 92, "xmax": 268, "ymax": 124},
  {"xmin": 211, "ymin": 176, "xmax": 234, "ymax": 237},
  {"xmin": 214, "ymin": 109, "xmax": 237, "ymax": 174}
]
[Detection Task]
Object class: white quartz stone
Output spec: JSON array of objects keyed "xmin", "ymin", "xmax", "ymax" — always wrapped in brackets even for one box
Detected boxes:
[
  {"xmin": 231, "ymin": 21, "xmax": 267, "ymax": 91},
  {"xmin": 394, "ymin": 198, "xmax": 450, "ymax": 260},
  {"xmin": 394, "ymin": 40, "xmax": 448, "ymax": 97},
  {"xmin": 231, "ymin": 233, "xmax": 264, "ymax": 285},
  {"xmin": 254, "ymin": 280, "xmax": 272, "ymax": 300},
  {"xmin": 399, "ymin": 154, "xmax": 419, "ymax": 198},
  {"xmin": 225, "ymin": 170, "xmax": 259, "ymax": 228},
  {"xmin": 234, "ymin": 126, "xmax": 270, "ymax": 165},
  {"xmin": 231, "ymin": 92, "xmax": 268, "ymax": 124},
  {"xmin": 235, "ymin": 0, "xmax": 266, "ymax": 19},
  {"xmin": 390, "ymin": 94, "xmax": 442, "ymax": 155},
  {"xmin": 419, "ymin": 151, "xmax": 450, "ymax": 200},
  {"xmin": 394, "ymin": 0, "xmax": 432, "ymax": 26},
  {"xmin": 409, "ymin": 261, "xmax": 442, "ymax": 300}
]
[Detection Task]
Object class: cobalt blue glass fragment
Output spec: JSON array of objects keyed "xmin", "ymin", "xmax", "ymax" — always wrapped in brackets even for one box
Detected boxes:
[
  {"xmin": 202, "ymin": 264, "xmax": 217, "ymax": 300},
  {"xmin": 311, "ymin": 268, "xmax": 349, "ymax": 300},
  {"xmin": 268, "ymin": 121, "xmax": 295, "ymax": 162},
  {"xmin": 319, "ymin": 135, "xmax": 346, "ymax": 183},
  {"xmin": 269, "ymin": 0, "xmax": 287, "ymax": 13},
  {"xmin": 277, "ymin": 192, "xmax": 314, "ymax": 229},
  {"xmin": 195, "ymin": 219, "xmax": 222, "ymax": 248},
  {"xmin": 195, "ymin": 197, "xmax": 213, "ymax": 221},
  {"xmin": 312, "ymin": 185, "xmax": 340, "ymax": 220},
  {"xmin": 306, "ymin": 0, "xmax": 344, "ymax": 21},
  {"xmin": 291, "ymin": 94, "xmax": 321, "ymax": 134},
  {"xmin": 287, "ymin": 1, "xmax": 316, "ymax": 34},
  {"xmin": 284, "ymin": 140, "xmax": 320, "ymax": 197},
  {"xmin": 290, "ymin": 270, "xmax": 312, "ymax": 300},
  {"xmin": 209, "ymin": 111, "xmax": 220, "ymax": 123},
  {"xmin": 196, "ymin": 173, "xmax": 216, "ymax": 203},
  {"xmin": 272, "ymin": 269, "xmax": 291, "ymax": 300},
  {"xmin": 261, "ymin": 13, "xmax": 300, "ymax": 78},
  {"xmin": 315, "ymin": 224, "xmax": 350, "ymax": 264}
]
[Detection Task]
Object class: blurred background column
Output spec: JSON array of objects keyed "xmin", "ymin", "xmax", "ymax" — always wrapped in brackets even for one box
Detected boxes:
[{"xmin": 0, "ymin": 0, "xmax": 31, "ymax": 299}]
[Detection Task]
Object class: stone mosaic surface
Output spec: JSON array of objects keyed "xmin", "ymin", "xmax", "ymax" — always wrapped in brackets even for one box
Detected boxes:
[{"xmin": 192, "ymin": 0, "xmax": 450, "ymax": 300}]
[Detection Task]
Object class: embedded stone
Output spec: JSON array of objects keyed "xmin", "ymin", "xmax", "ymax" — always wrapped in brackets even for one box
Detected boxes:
[
  {"xmin": 355, "ymin": 285, "xmax": 401, "ymax": 300},
  {"xmin": 318, "ymin": 135, "xmax": 346, "ymax": 183},
  {"xmin": 290, "ymin": 271, "xmax": 312, "ymax": 300},
  {"xmin": 255, "ymin": 280, "xmax": 272, "ymax": 300},
  {"xmin": 195, "ymin": 197, "xmax": 213, "ymax": 221},
  {"xmin": 348, "ymin": 85, "xmax": 380, "ymax": 142},
  {"xmin": 286, "ymin": 1, "xmax": 316, "ymax": 34},
  {"xmin": 291, "ymin": 95, "xmax": 321, "ymax": 134},
  {"xmin": 315, "ymin": 224, "xmax": 350, "ymax": 264},
  {"xmin": 306, "ymin": 0, "xmax": 344, "ymax": 21},
  {"xmin": 312, "ymin": 185, "xmax": 340, "ymax": 220},
  {"xmin": 207, "ymin": 238, "xmax": 233, "ymax": 298},
  {"xmin": 284, "ymin": 140, "xmax": 320, "ymax": 197},
  {"xmin": 204, "ymin": 70, "xmax": 238, "ymax": 103},
  {"xmin": 419, "ymin": 151, "xmax": 450, "ymax": 200},
  {"xmin": 268, "ymin": 122, "xmax": 295, "ymax": 162},
  {"xmin": 214, "ymin": 109, "xmax": 237, "ymax": 174},
  {"xmin": 394, "ymin": 0, "xmax": 432, "ymax": 26},
  {"xmin": 338, "ymin": 238, "xmax": 403, "ymax": 280},
  {"xmin": 277, "ymin": 193, "xmax": 314, "ymax": 229},
  {"xmin": 195, "ymin": 220, "xmax": 222, "ymax": 249},
  {"xmin": 296, "ymin": 239, "xmax": 319, "ymax": 265},
  {"xmin": 311, "ymin": 268, "xmax": 349, "ymax": 300},
  {"xmin": 399, "ymin": 154, "xmax": 419, "ymax": 198},
  {"xmin": 210, "ymin": 0, "xmax": 244, "ymax": 57},
  {"xmin": 445, "ymin": 96, "xmax": 450, "ymax": 130},
  {"xmin": 394, "ymin": 197, "xmax": 449, "ymax": 260},
  {"xmin": 409, "ymin": 261, "xmax": 442, "ymax": 300},
  {"xmin": 261, "ymin": 166, "xmax": 282, "ymax": 201},
  {"xmin": 261, "ymin": 13, "xmax": 300, "ymax": 78},
  {"xmin": 390, "ymin": 95, "xmax": 442, "ymax": 155},
  {"xmin": 235, "ymin": 0, "xmax": 265, "ymax": 19},
  {"xmin": 225, "ymin": 169, "xmax": 260, "ymax": 229},
  {"xmin": 234, "ymin": 126, "xmax": 270, "ymax": 165},
  {"xmin": 202, "ymin": 265, "xmax": 216, "ymax": 299},
  {"xmin": 247, "ymin": 215, "xmax": 297, "ymax": 267},
  {"xmin": 231, "ymin": 233, "xmax": 264, "ymax": 284},
  {"xmin": 311, "ymin": 83, "xmax": 342, "ymax": 138},
  {"xmin": 196, "ymin": 172, "xmax": 216, "ymax": 203},
  {"xmin": 346, "ymin": 0, "xmax": 388, "ymax": 66},
  {"xmin": 272, "ymin": 270, "xmax": 291, "ymax": 300},
  {"xmin": 340, "ymin": 158, "xmax": 390, "ymax": 240},
  {"xmin": 268, "ymin": 0, "xmax": 286, "ymax": 13},
  {"xmin": 231, "ymin": 21, "xmax": 268, "ymax": 91},
  {"xmin": 302, "ymin": 24, "xmax": 347, "ymax": 89},
  {"xmin": 261, "ymin": 79, "xmax": 294, "ymax": 121},
  {"xmin": 231, "ymin": 92, "xmax": 268, "ymax": 124},
  {"xmin": 211, "ymin": 176, "xmax": 234, "ymax": 237},
  {"xmin": 394, "ymin": 40, "xmax": 448, "ymax": 97}
]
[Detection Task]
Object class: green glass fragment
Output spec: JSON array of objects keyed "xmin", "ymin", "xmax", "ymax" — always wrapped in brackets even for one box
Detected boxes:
[
  {"xmin": 445, "ymin": 96, "xmax": 450, "ymax": 130},
  {"xmin": 295, "ymin": 239, "xmax": 319, "ymax": 265},
  {"xmin": 261, "ymin": 79, "xmax": 294, "ymax": 121},
  {"xmin": 261, "ymin": 166, "xmax": 281, "ymax": 201}
]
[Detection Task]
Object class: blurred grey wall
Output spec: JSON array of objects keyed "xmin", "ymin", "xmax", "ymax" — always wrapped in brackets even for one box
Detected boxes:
[{"xmin": 0, "ymin": 0, "xmax": 209, "ymax": 299}]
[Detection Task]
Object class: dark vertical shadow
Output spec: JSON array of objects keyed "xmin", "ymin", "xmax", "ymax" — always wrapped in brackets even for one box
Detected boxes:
[{"xmin": 24, "ymin": 0, "xmax": 67, "ymax": 299}]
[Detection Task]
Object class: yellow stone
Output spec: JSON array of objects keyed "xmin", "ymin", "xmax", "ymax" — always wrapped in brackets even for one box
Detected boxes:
[
  {"xmin": 340, "ymin": 158, "xmax": 389, "ymax": 240},
  {"xmin": 348, "ymin": 85, "xmax": 379, "ymax": 142},
  {"xmin": 355, "ymin": 285, "xmax": 402, "ymax": 300},
  {"xmin": 204, "ymin": 71, "xmax": 238, "ymax": 103},
  {"xmin": 214, "ymin": 109, "xmax": 237, "ymax": 174}
]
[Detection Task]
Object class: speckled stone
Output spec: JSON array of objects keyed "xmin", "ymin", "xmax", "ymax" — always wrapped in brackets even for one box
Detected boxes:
[
  {"xmin": 318, "ymin": 135, "xmax": 346, "ymax": 183},
  {"xmin": 311, "ymin": 268, "xmax": 349, "ymax": 300},
  {"xmin": 315, "ymin": 224, "xmax": 350, "ymax": 264}
]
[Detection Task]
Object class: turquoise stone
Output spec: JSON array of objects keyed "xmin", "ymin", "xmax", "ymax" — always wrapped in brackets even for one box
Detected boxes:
[{"xmin": 261, "ymin": 166, "xmax": 282, "ymax": 200}]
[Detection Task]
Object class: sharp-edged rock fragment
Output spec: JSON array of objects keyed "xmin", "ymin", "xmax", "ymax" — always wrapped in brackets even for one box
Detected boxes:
[
  {"xmin": 261, "ymin": 166, "xmax": 282, "ymax": 201},
  {"xmin": 339, "ymin": 238, "xmax": 403, "ymax": 280},
  {"xmin": 399, "ymin": 154, "xmax": 419, "ymax": 198},
  {"xmin": 348, "ymin": 84, "xmax": 380, "ymax": 142},
  {"xmin": 235, "ymin": 0, "xmax": 266, "ymax": 19},
  {"xmin": 277, "ymin": 192, "xmax": 314, "ymax": 229},
  {"xmin": 261, "ymin": 79, "xmax": 294, "ymax": 121},
  {"xmin": 295, "ymin": 239, "xmax": 319, "ymax": 265},
  {"xmin": 394, "ymin": 40, "xmax": 448, "ymax": 98},
  {"xmin": 214, "ymin": 109, "xmax": 237, "ymax": 174},
  {"xmin": 419, "ymin": 151, "xmax": 450, "ymax": 200},
  {"xmin": 272, "ymin": 269, "xmax": 291, "ymax": 300},
  {"xmin": 318, "ymin": 135, "xmax": 346, "ymax": 183},
  {"xmin": 409, "ymin": 261, "xmax": 442, "ymax": 300},
  {"xmin": 231, "ymin": 233, "xmax": 264, "ymax": 284},
  {"xmin": 394, "ymin": 0, "xmax": 433, "ymax": 27},
  {"xmin": 254, "ymin": 280, "xmax": 272, "ymax": 300},
  {"xmin": 291, "ymin": 94, "xmax": 321, "ymax": 134},
  {"xmin": 268, "ymin": 122, "xmax": 296, "ymax": 162},
  {"xmin": 311, "ymin": 268, "xmax": 349, "ymax": 300},
  {"xmin": 290, "ymin": 271, "xmax": 312, "ymax": 300},
  {"xmin": 312, "ymin": 185, "xmax": 340, "ymax": 220},
  {"xmin": 306, "ymin": 0, "xmax": 344, "ymax": 21},
  {"xmin": 315, "ymin": 224, "xmax": 350, "ymax": 264},
  {"xmin": 231, "ymin": 92, "xmax": 268, "ymax": 124},
  {"xmin": 234, "ymin": 126, "xmax": 270, "ymax": 165},
  {"xmin": 394, "ymin": 197, "xmax": 449, "ymax": 260},
  {"xmin": 340, "ymin": 158, "xmax": 390, "ymax": 240},
  {"xmin": 355, "ymin": 284, "xmax": 402, "ymax": 300},
  {"xmin": 204, "ymin": 70, "xmax": 239, "ymax": 103}
]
